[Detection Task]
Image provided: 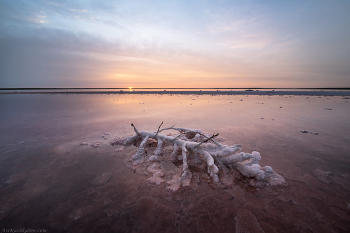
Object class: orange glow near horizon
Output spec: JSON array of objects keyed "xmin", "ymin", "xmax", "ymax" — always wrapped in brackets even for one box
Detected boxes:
[
  {"xmin": 100, "ymin": 55, "xmax": 340, "ymax": 89},
  {"xmin": 103, "ymin": 74, "xmax": 308, "ymax": 89}
]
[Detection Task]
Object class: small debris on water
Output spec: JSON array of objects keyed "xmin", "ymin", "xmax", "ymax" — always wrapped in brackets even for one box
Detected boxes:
[
  {"xmin": 300, "ymin": 130, "xmax": 318, "ymax": 135},
  {"xmin": 324, "ymin": 108, "xmax": 332, "ymax": 110},
  {"xmin": 91, "ymin": 142, "xmax": 101, "ymax": 148}
]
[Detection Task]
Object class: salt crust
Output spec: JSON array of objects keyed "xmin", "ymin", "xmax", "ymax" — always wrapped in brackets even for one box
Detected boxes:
[
  {"xmin": 92, "ymin": 172, "xmax": 112, "ymax": 186},
  {"xmin": 111, "ymin": 124, "xmax": 287, "ymax": 191}
]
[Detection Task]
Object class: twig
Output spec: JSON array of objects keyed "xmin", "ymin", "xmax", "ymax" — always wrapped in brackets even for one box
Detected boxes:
[
  {"xmin": 131, "ymin": 123, "xmax": 141, "ymax": 136},
  {"xmin": 196, "ymin": 133, "xmax": 222, "ymax": 147},
  {"xmin": 155, "ymin": 121, "xmax": 164, "ymax": 137},
  {"xmin": 195, "ymin": 133, "xmax": 219, "ymax": 147},
  {"xmin": 173, "ymin": 132, "xmax": 186, "ymax": 140}
]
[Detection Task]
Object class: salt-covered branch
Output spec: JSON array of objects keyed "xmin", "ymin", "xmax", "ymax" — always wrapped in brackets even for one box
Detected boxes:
[{"xmin": 111, "ymin": 123, "xmax": 286, "ymax": 191}]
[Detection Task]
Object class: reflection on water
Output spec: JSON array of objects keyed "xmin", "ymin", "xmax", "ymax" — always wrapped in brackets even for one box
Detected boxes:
[{"xmin": 0, "ymin": 94, "xmax": 349, "ymax": 232}]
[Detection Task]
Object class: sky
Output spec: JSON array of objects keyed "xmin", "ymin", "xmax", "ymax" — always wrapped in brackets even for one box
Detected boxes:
[{"xmin": 0, "ymin": 0, "xmax": 349, "ymax": 88}]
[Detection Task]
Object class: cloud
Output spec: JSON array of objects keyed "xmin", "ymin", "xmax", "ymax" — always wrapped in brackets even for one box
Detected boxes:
[{"xmin": 0, "ymin": 0, "xmax": 350, "ymax": 88}]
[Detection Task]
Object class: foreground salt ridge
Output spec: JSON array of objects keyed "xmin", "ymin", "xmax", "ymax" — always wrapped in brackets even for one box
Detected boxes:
[{"xmin": 110, "ymin": 124, "xmax": 286, "ymax": 191}]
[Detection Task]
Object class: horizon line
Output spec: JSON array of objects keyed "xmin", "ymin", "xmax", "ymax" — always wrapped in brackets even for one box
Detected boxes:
[{"xmin": 1, "ymin": 87, "xmax": 350, "ymax": 90}]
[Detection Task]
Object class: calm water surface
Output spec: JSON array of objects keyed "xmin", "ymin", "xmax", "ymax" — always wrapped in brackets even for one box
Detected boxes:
[{"xmin": 0, "ymin": 93, "xmax": 349, "ymax": 232}]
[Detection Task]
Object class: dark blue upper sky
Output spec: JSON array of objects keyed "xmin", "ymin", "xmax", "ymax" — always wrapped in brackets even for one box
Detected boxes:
[{"xmin": 1, "ymin": 0, "xmax": 349, "ymax": 88}]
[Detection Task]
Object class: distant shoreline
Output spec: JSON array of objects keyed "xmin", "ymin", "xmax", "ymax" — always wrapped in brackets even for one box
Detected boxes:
[
  {"xmin": 1, "ymin": 90, "xmax": 350, "ymax": 96},
  {"xmin": 1, "ymin": 87, "xmax": 350, "ymax": 90}
]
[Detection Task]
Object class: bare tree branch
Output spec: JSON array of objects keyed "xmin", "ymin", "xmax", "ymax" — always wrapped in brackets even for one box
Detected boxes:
[{"xmin": 155, "ymin": 121, "xmax": 164, "ymax": 137}]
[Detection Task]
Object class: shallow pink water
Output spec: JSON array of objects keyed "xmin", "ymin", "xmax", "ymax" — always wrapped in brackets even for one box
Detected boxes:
[{"xmin": 0, "ymin": 93, "xmax": 349, "ymax": 232}]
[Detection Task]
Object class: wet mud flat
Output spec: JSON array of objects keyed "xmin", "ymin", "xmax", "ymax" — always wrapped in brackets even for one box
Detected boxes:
[{"xmin": 0, "ymin": 93, "xmax": 349, "ymax": 232}]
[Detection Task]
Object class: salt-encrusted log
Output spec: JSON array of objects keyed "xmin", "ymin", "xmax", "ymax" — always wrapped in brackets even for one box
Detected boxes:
[
  {"xmin": 111, "ymin": 123, "xmax": 286, "ymax": 191},
  {"xmin": 197, "ymin": 148, "xmax": 219, "ymax": 182},
  {"xmin": 132, "ymin": 135, "xmax": 149, "ymax": 165},
  {"xmin": 149, "ymin": 137, "xmax": 164, "ymax": 161}
]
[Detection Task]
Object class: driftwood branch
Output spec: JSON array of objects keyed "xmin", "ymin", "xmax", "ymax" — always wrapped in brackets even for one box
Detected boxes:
[{"xmin": 111, "ymin": 122, "xmax": 287, "ymax": 191}]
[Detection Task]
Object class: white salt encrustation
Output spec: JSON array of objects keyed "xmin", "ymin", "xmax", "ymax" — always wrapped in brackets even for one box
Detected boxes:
[{"xmin": 110, "ymin": 123, "xmax": 286, "ymax": 191}]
